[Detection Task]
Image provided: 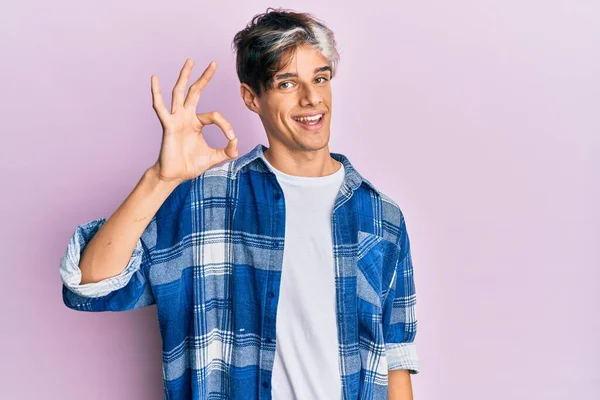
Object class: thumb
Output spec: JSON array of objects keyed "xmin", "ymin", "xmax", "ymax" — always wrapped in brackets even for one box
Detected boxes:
[{"xmin": 213, "ymin": 137, "xmax": 239, "ymax": 165}]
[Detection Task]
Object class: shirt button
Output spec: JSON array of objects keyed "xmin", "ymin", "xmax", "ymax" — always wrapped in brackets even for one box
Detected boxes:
[
  {"xmin": 274, "ymin": 192, "xmax": 281, "ymax": 200},
  {"xmin": 262, "ymin": 381, "xmax": 270, "ymax": 389},
  {"xmin": 268, "ymin": 291, "xmax": 275, "ymax": 298}
]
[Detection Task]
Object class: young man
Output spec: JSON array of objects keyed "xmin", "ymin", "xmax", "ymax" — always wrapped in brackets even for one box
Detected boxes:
[{"xmin": 60, "ymin": 8, "xmax": 419, "ymax": 400}]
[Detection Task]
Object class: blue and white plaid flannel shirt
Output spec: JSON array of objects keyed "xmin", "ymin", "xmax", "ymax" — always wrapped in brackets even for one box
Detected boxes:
[{"xmin": 60, "ymin": 143, "xmax": 419, "ymax": 399}]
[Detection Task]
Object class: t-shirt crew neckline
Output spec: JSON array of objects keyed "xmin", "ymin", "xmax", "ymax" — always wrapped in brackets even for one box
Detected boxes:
[{"xmin": 259, "ymin": 153, "xmax": 345, "ymax": 187}]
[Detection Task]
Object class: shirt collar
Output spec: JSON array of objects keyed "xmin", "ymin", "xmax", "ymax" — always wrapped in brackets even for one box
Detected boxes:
[{"xmin": 232, "ymin": 143, "xmax": 379, "ymax": 194}]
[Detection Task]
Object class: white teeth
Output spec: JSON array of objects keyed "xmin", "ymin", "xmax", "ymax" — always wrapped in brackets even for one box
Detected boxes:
[{"xmin": 293, "ymin": 114, "xmax": 323, "ymax": 122}]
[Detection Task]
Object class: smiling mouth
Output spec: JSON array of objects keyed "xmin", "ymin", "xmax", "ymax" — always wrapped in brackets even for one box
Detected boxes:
[{"xmin": 292, "ymin": 113, "xmax": 323, "ymax": 126}]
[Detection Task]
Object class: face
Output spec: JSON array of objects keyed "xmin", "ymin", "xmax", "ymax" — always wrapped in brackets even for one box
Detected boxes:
[{"xmin": 241, "ymin": 44, "xmax": 333, "ymax": 153}]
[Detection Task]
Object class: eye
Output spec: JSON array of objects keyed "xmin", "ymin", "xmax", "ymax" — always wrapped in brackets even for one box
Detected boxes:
[
  {"xmin": 278, "ymin": 81, "xmax": 295, "ymax": 89},
  {"xmin": 315, "ymin": 76, "xmax": 329, "ymax": 84}
]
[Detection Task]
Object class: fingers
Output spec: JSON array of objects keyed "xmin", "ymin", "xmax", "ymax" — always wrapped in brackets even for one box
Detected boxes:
[
  {"xmin": 184, "ymin": 61, "xmax": 218, "ymax": 109},
  {"xmin": 151, "ymin": 75, "xmax": 169, "ymax": 124},
  {"xmin": 171, "ymin": 59, "xmax": 194, "ymax": 113},
  {"xmin": 197, "ymin": 111, "xmax": 236, "ymax": 141}
]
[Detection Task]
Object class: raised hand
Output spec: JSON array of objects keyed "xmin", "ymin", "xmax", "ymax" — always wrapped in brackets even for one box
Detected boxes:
[{"xmin": 150, "ymin": 59, "xmax": 238, "ymax": 184}]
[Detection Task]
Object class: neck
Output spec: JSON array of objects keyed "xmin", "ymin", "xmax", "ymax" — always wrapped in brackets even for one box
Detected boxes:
[{"xmin": 263, "ymin": 141, "xmax": 340, "ymax": 177}]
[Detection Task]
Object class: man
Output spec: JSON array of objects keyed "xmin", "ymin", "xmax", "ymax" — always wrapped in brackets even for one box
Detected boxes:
[{"xmin": 60, "ymin": 8, "xmax": 419, "ymax": 400}]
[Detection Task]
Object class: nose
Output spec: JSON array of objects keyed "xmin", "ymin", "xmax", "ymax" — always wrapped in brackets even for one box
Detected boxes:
[{"xmin": 299, "ymin": 83, "xmax": 323, "ymax": 107}]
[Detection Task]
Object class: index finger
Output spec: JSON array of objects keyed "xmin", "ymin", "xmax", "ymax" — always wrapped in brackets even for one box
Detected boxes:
[
  {"xmin": 184, "ymin": 61, "xmax": 217, "ymax": 109},
  {"xmin": 151, "ymin": 75, "xmax": 169, "ymax": 124}
]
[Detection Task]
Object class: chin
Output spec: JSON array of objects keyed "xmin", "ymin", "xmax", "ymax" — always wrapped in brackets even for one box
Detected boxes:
[{"xmin": 296, "ymin": 133, "xmax": 330, "ymax": 151}]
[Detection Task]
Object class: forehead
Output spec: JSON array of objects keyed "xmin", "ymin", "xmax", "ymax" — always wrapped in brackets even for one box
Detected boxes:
[{"xmin": 276, "ymin": 45, "xmax": 330, "ymax": 74}]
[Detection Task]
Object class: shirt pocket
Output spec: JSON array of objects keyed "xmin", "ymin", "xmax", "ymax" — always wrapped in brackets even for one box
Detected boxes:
[{"xmin": 356, "ymin": 231, "xmax": 401, "ymax": 315}]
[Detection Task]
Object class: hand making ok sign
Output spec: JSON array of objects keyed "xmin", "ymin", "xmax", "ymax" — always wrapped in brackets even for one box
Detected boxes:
[{"xmin": 150, "ymin": 59, "xmax": 238, "ymax": 184}]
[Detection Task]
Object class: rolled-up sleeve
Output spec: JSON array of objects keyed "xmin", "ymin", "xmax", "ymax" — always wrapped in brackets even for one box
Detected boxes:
[
  {"xmin": 383, "ymin": 218, "xmax": 420, "ymax": 374},
  {"xmin": 60, "ymin": 217, "xmax": 156, "ymax": 312}
]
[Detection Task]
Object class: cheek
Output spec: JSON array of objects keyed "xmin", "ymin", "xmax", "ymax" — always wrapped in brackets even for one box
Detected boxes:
[
  {"xmin": 273, "ymin": 107, "xmax": 291, "ymax": 125},
  {"xmin": 274, "ymin": 108, "xmax": 287, "ymax": 123}
]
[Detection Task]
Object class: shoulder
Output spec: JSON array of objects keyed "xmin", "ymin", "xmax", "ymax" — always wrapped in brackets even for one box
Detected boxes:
[
  {"xmin": 155, "ymin": 160, "xmax": 239, "ymax": 221},
  {"xmin": 355, "ymin": 177, "xmax": 408, "ymax": 248},
  {"xmin": 195, "ymin": 159, "xmax": 239, "ymax": 194}
]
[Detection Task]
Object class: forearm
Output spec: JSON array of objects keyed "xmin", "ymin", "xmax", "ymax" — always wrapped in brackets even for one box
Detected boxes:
[
  {"xmin": 388, "ymin": 369, "xmax": 413, "ymax": 400},
  {"xmin": 78, "ymin": 165, "xmax": 180, "ymax": 284}
]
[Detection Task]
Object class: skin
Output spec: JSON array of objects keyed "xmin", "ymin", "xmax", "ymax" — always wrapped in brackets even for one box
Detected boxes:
[
  {"xmin": 240, "ymin": 44, "xmax": 341, "ymax": 177},
  {"xmin": 388, "ymin": 369, "xmax": 414, "ymax": 399},
  {"xmin": 78, "ymin": 60, "xmax": 238, "ymax": 285}
]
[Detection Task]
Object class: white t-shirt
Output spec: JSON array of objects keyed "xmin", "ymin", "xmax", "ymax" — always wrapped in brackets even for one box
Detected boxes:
[{"xmin": 260, "ymin": 153, "xmax": 345, "ymax": 400}]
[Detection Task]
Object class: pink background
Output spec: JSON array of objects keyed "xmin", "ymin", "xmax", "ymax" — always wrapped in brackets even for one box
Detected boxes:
[{"xmin": 1, "ymin": 1, "xmax": 598, "ymax": 399}]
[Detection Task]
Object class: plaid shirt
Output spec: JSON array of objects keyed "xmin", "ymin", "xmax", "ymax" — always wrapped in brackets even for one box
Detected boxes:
[{"xmin": 60, "ymin": 143, "xmax": 419, "ymax": 399}]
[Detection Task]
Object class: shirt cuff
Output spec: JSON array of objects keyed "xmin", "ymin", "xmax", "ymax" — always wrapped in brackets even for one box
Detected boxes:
[
  {"xmin": 59, "ymin": 218, "xmax": 145, "ymax": 298},
  {"xmin": 386, "ymin": 342, "xmax": 420, "ymax": 374}
]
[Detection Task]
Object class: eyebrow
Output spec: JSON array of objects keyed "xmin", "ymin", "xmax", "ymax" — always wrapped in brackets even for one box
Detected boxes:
[{"xmin": 274, "ymin": 66, "xmax": 331, "ymax": 81}]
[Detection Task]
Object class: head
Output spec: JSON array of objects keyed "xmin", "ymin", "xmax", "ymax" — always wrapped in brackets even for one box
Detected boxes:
[{"xmin": 232, "ymin": 8, "xmax": 340, "ymax": 153}]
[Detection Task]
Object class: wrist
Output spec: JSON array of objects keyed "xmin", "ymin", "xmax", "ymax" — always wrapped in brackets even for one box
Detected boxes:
[{"xmin": 145, "ymin": 164, "xmax": 183, "ymax": 193}]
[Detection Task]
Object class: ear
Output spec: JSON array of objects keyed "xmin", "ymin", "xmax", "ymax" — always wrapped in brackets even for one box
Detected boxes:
[{"xmin": 240, "ymin": 83, "xmax": 260, "ymax": 114}]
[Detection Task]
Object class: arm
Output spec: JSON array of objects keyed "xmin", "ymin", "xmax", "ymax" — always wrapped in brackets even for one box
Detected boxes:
[
  {"xmin": 79, "ymin": 59, "xmax": 237, "ymax": 285},
  {"xmin": 383, "ymin": 216, "xmax": 420, "ymax": 395},
  {"xmin": 60, "ymin": 58, "xmax": 238, "ymax": 310},
  {"xmin": 59, "ymin": 167, "xmax": 181, "ymax": 310},
  {"xmin": 388, "ymin": 369, "xmax": 413, "ymax": 400},
  {"xmin": 77, "ymin": 166, "xmax": 179, "ymax": 285}
]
